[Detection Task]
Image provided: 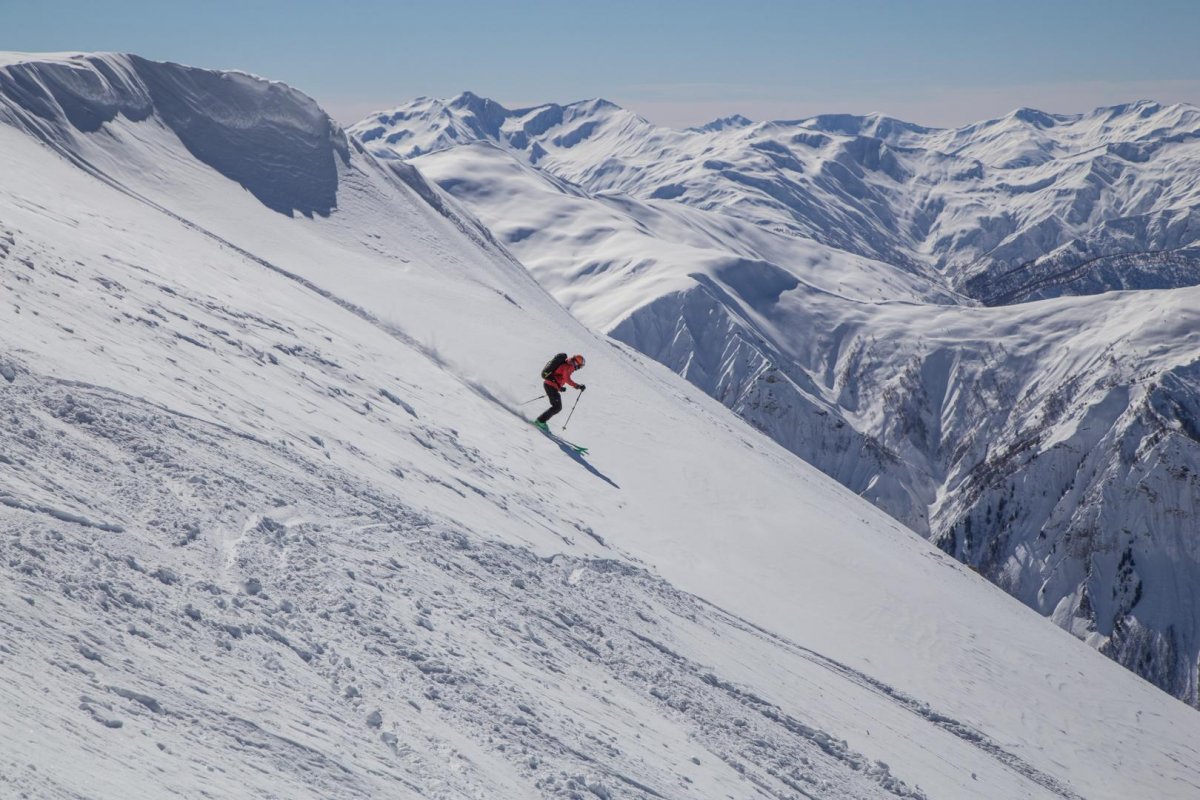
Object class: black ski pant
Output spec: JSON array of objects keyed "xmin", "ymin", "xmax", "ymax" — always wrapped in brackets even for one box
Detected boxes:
[{"xmin": 537, "ymin": 383, "xmax": 562, "ymax": 423}]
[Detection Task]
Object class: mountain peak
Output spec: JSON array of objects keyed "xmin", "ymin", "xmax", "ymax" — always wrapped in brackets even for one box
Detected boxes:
[
  {"xmin": 565, "ymin": 97, "xmax": 622, "ymax": 114},
  {"xmin": 449, "ymin": 89, "xmax": 498, "ymax": 107},
  {"xmin": 448, "ymin": 90, "xmax": 508, "ymax": 115},
  {"xmin": 689, "ymin": 114, "xmax": 754, "ymax": 133},
  {"xmin": 1097, "ymin": 99, "xmax": 1166, "ymax": 119},
  {"xmin": 1008, "ymin": 107, "xmax": 1059, "ymax": 128},
  {"xmin": 798, "ymin": 112, "xmax": 935, "ymax": 140}
]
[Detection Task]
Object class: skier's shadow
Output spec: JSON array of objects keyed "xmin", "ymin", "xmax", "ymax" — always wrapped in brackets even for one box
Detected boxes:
[
  {"xmin": 551, "ymin": 439, "xmax": 620, "ymax": 489},
  {"xmin": 460, "ymin": 380, "xmax": 619, "ymax": 489}
]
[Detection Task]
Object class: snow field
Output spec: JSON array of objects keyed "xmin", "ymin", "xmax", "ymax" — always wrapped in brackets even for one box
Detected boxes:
[{"xmin": 2, "ymin": 53, "xmax": 1200, "ymax": 799}]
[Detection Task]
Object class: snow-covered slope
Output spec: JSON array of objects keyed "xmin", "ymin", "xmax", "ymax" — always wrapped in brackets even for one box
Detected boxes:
[
  {"xmin": 352, "ymin": 93, "xmax": 1200, "ymax": 303},
  {"xmin": 408, "ymin": 140, "xmax": 964, "ymax": 533},
  {"xmin": 355, "ymin": 94, "xmax": 1200, "ymax": 708},
  {"xmin": 5, "ymin": 54, "xmax": 1200, "ymax": 799}
]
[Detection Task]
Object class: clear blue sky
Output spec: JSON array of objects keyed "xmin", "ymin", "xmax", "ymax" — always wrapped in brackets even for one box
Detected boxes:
[{"xmin": 4, "ymin": 0, "xmax": 1198, "ymax": 127}]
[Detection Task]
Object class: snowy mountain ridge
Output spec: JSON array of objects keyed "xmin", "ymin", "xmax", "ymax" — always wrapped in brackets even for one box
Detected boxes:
[
  {"xmin": 354, "ymin": 93, "xmax": 1200, "ymax": 710},
  {"xmin": 352, "ymin": 92, "xmax": 1200, "ymax": 303},
  {"xmin": 5, "ymin": 52, "xmax": 1200, "ymax": 799}
]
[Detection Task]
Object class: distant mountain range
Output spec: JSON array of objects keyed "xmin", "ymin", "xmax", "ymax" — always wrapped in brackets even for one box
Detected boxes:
[
  {"xmin": 354, "ymin": 91, "xmax": 1200, "ymax": 305},
  {"xmin": 352, "ymin": 92, "xmax": 1200, "ymax": 707}
]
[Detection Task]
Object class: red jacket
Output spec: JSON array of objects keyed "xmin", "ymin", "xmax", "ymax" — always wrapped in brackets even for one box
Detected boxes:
[{"xmin": 545, "ymin": 361, "xmax": 580, "ymax": 390}]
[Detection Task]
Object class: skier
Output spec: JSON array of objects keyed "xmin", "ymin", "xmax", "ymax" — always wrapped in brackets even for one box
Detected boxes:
[{"xmin": 534, "ymin": 353, "xmax": 585, "ymax": 430}]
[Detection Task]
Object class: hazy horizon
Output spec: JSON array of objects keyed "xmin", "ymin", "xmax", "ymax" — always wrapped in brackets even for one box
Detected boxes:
[{"xmin": 4, "ymin": 0, "xmax": 1198, "ymax": 128}]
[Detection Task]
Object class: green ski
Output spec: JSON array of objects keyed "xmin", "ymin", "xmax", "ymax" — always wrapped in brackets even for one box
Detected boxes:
[{"xmin": 531, "ymin": 421, "xmax": 587, "ymax": 454}]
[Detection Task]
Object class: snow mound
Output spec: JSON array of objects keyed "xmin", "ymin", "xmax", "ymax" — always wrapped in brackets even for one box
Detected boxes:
[{"xmin": 0, "ymin": 52, "xmax": 348, "ymax": 216}]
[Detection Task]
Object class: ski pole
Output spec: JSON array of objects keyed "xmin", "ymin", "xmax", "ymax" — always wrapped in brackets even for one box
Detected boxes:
[
  {"xmin": 563, "ymin": 390, "xmax": 583, "ymax": 429},
  {"xmin": 519, "ymin": 395, "xmax": 544, "ymax": 406}
]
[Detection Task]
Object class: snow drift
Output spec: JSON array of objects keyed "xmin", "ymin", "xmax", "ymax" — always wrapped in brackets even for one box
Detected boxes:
[{"xmin": 0, "ymin": 53, "xmax": 348, "ymax": 216}]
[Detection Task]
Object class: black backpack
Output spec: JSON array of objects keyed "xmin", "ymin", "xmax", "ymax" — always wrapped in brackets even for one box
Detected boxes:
[{"xmin": 541, "ymin": 352, "xmax": 568, "ymax": 380}]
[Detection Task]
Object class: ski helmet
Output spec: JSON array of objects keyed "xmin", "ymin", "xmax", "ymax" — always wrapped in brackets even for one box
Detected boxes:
[{"xmin": 571, "ymin": 354, "xmax": 585, "ymax": 368}]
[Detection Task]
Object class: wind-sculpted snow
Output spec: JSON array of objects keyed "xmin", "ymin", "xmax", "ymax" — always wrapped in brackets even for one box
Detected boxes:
[
  {"xmin": 5, "ymin": 52, "xmax": 1200, "ymax": 798},
  {"xmin": 0, "ymin": 53, "xmax": 348, "ymax": 216},
  {"xmin": 354, "ymin": 94, "xmax": 1200, "ymax": 303},
  {"xmin": 370, "ymin": 96, "xmax": 1200, "ymax": 708},
  {"xmin": 130, "ymin": 55, "xmax": 350, "ymax": 217}
]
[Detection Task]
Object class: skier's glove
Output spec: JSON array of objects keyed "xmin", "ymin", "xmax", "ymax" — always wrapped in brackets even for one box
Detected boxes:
[{"xmin": 577, "ymin": 384, "xmax": 586, "ymax": 391}]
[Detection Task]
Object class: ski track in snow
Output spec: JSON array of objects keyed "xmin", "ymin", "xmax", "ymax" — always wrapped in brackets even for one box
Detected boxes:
[
  {"xmin": 698, "ymin": 601, "xmax": 1084, "ymax": 800},
  {"xmin": 3, "ymin": 375, "xmax": 935, "ymax": 800}
]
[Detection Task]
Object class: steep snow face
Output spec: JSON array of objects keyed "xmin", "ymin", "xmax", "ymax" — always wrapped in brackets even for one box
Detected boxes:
[
  {"xmin": 836, "ymin": 293, "xmax": 1200, "ymax": 705},
  {"xmin": 410, "ymin": 141, "xmax": 949, "ymax": 534},
  {"xmin": 352, "ymin": 95, "xmax": 1200, "ymax": 303},
  {"xmin": 0, "ymin": 52, "xmax": 349, "ymax": 216},
  {"xmin": 361, "ymin": 96, "xmax": 1200, "ymax": 707},
  {"xmin": 6, "ymin": 53, "xmax": 1200, "ymax": 799}
]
